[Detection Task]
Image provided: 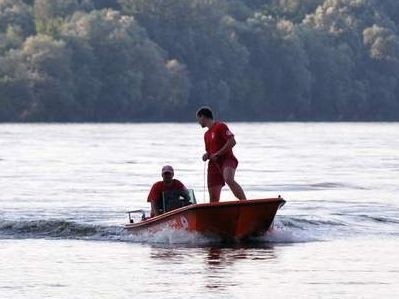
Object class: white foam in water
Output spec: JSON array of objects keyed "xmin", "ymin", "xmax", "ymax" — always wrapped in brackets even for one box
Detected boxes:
[
  {"xmin": 114, "ymin": 219, "xmax": 323, "ymax": 245},
  {"xmin": 117, "ymin": 227, "xmax": 218, "ymax": 245},
  {"xmin": 256, "ymin": 226, "xmax": 321, "ymax": 243}
]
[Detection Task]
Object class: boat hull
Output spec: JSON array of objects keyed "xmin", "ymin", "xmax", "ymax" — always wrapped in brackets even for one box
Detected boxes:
[{"xmin": 124, "ymin": 197, "xmax": 285, "ymax": 241}]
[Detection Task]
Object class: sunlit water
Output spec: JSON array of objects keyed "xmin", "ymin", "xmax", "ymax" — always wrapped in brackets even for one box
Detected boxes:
[{"xmin": 1, "ymin": 123, "xmax": 399, "ymax": 298}]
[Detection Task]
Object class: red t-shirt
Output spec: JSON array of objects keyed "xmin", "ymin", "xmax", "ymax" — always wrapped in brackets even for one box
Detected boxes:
[
  {"xmin": 204, "ymin": 122, "xmax": 236, "ymax": 160},
  {"xmin": 147, "ymin": 179, "xmax": 186, "ymax": 203}
]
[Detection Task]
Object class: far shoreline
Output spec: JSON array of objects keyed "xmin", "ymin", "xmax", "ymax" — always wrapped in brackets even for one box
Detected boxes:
[{"xmin": 1, "ymin": 120, "xmax": 399, "ymax": 125}]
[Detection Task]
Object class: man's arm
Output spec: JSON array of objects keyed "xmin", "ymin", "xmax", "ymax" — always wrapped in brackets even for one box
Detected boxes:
[
  {"xmin": 148, "ymin": 183, "xmax": 161, "ymax": 217},
  {"xmin": 210, "ymin": 137, "xmax": 236, "ymax": 161},
  {"xmin": 151, "ymin": 201, "xmax": 160, "ymax": 216}
]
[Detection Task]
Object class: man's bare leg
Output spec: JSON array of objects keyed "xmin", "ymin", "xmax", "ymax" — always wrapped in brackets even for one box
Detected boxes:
[
  {"xmin": 223, "ymin": 167, "xmax": 246, "ymax": 200},
  {"xmin": 208, "ymin": 185, "xmax": 222, "ymax": 203}
]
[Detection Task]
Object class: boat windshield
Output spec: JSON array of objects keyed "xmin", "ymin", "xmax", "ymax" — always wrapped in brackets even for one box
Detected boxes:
[{"xmin": 162, "ymin": 189, "xmax": 196, "ymax": 213}]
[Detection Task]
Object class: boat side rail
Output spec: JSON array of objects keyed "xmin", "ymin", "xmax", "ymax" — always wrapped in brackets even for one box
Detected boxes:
[{"xmin": 126, "ymin": 209, "xmax": 146, "ymax": 223}]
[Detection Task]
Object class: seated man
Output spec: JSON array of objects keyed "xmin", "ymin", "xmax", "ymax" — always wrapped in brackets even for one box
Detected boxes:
[{"xmin": 147, "ymin": 165, "xmax": 187, "ymax": 217}]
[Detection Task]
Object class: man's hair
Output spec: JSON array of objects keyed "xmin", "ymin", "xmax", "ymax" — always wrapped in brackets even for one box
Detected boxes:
[{"xmin": 196, "ymin": 106, "xmax": 213, "ymax": 119}]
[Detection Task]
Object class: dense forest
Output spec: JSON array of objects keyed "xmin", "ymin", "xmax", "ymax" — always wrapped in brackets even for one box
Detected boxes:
[{"xmin": 0, "ymin": 0, "xmax": 398, "ymax": 121}]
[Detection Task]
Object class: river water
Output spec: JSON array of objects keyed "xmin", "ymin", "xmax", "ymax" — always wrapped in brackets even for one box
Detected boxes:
[{"xmin": 1, "ymin": 123, "xmax": 398, "ymax": 298}]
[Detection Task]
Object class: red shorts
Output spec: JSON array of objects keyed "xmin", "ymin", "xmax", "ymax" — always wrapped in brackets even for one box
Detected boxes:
[{"xmin": 207, "ymin": 158, "xmax": 238, "ymax": 187}]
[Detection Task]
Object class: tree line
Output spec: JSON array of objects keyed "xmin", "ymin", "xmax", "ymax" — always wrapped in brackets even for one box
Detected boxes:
[{"xmin": 1, "ymin": 0, "xmax": 398, "ymax": 121}]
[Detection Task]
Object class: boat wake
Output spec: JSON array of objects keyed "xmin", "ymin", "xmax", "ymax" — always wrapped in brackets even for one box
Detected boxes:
[
  {"xmin": 0, "ymin": 218, "xmax": 224, "ymax": 245},
  {"xmin": 1, "ymin": 213, "xmax": 397, "ymax": 244},
  {"xmin": 0, "ymin": 219, "xmax": 122, "ymax": 240}
]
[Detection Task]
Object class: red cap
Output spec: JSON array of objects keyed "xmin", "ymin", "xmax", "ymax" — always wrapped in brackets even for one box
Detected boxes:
[{"xmin": 161, "ymin": 165, "xmax": 174, "ymax": 174}]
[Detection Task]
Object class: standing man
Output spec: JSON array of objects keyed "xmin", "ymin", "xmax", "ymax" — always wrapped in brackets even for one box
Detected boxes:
[{"xmin": 196, "ymin": 106, "xmax": 246, "ymax": 202}]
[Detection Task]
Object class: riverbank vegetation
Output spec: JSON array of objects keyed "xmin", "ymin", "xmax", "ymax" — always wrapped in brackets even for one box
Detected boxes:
[{"xmin": 1, "ymin": 0, "xmax": 398, "ymax": 121}]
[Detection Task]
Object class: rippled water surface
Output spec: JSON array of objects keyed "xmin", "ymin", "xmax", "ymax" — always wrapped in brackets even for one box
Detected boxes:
[{"xmin": 1, "ymin": 123, "xmax": 399, "ymax": 298}]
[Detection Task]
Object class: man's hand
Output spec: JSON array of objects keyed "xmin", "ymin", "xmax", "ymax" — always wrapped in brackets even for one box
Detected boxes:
[
  {"xmin": 209, "ymin": 152, "xmax": 219, "ymax": 161},
  {"xmin": 202, "ymin": 153, "xmax": 209, "ymax": 161}
]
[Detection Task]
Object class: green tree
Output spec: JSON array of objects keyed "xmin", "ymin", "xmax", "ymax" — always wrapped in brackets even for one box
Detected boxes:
[
  {"xmin": 18, "ymin": 35, "xmax": 75, "ymax": 121},
  {"xmin": 0, "ymin": 51, "xmax": 32, "ymax": 121},
  {"xmin": 0, "ymin": 0, "xmax": 34, "ymax": 36},
  {"xmin": 33, "ymin": 0, "xmax": 92, "ymax": 37},
  {"xmin": 362, "ymin": 25, "xmax": 399, "ymax": 119},
  {"xmin": 60, "ymin": 9, "xmax": 190, "ymax": 120},
  {"xmin": 120, "ymin": 0, "xmax": 249, "ymax": 117},
  {"xmin": 238, "ymin": 14, "xmax": 311, "ymax": 119}
]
